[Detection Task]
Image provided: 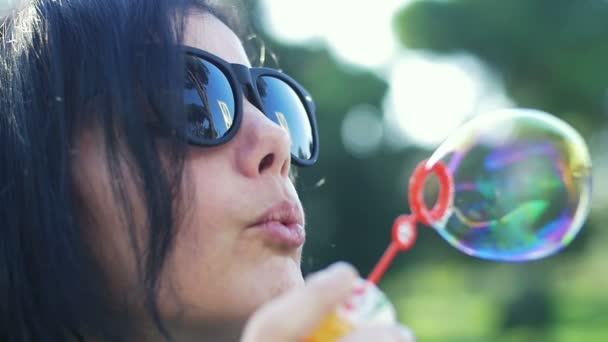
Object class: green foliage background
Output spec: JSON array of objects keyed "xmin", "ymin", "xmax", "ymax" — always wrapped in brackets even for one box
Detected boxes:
[{"xmin": 249, "ymin": 1, "xmax": 608, "ymax": 340}]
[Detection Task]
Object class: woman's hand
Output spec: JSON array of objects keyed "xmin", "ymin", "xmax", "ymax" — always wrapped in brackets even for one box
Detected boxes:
[{"xmin": 241, "ymin": 262, "xmax": 415, "ymax": 342}]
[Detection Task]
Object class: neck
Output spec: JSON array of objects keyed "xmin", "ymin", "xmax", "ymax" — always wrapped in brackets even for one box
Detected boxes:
[
  {"xmin": 166, "ymin": 320, "xmax": 246, "ymax": 342},
  {"xmin": 84, "ymin": 318, "xmax": 246, "ymax": 342}
]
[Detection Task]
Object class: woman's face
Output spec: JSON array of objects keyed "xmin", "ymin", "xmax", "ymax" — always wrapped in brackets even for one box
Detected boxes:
[{"xmin": 73, "ymin": 11, "xmax": 305, "ymax": 332}]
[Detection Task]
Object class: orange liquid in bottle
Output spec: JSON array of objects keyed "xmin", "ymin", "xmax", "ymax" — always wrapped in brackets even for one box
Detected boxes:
[
  {"xmin": 304, "ymin": 281, "xmax": 396, "ymax": 342},
  {"xmin": 303, "ymin": 312, "xmax": 354, "ymax": 342}
]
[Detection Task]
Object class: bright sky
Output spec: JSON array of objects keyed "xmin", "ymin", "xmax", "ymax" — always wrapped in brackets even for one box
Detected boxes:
[
  {"xmin": 260, "ymin": 0, "xmax": 513, "ymax": 152},
  {"xmin": 261, "ymin": 0, "xmax": 406, "ymax": 68}
]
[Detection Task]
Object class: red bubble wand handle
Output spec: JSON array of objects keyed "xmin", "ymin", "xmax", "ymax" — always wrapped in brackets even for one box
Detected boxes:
[
  {"xmin": 367, "ymin": 160, "xmax": 454, "ymax": 284},
  {"xmin": 303, "ymin": 160, "xmax": 454, "ymax": 342}
]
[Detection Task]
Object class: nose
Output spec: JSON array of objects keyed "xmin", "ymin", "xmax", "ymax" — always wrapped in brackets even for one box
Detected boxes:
[{"xmin": 235, "ymin": 99, "xmax": 291, "ymax": 178}]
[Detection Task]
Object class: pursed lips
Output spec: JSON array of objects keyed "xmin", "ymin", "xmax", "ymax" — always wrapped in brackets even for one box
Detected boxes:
[{"xmin": 247, "ymin": 200, "xmax": 305, "ymax": 248}]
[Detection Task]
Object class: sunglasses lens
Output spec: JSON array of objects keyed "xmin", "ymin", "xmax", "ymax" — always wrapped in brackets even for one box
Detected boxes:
[
  {"xmin": 184, "ymin": 56, "xmax": 236, "ymax": 143},
  {"xmin": 257, "ymin": 76, "xmax": 314, "ymax": 161}
]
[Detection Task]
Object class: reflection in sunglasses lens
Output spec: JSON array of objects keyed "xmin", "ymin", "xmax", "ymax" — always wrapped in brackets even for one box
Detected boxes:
[
  {"xmin": 184, "ymin": 56, "xmax": 236, "ymax": 142},
  {"xmin": 257, "ymin": 76, "xmax": 313, "ymax": 160}
]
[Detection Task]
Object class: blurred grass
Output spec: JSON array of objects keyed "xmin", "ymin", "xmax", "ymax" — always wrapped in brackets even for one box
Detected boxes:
[{"xmin": 382, "ymin": 220, "xmax": 608, "ymax": 341}]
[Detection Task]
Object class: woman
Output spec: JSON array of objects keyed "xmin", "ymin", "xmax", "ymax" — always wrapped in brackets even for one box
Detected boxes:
[{"xmin": 0, "ymin": 0, "xmax": 414, "ymax": 340}]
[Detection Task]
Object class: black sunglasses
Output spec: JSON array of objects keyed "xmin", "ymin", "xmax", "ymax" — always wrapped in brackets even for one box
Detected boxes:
[{"xmin": 174, "ymin": 46, "xmax": 319, "ymax": 167}]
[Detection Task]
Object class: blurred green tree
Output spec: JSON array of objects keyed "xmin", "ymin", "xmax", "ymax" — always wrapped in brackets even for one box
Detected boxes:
[
  {"xmin": 394, "ymin": 0, "xmax": 608, "ymax": 133},
  {"xmin": 392, "ymin": 0, "xmax": 608, "ymax": 340},
  {"xmin": 246, "ymin": 0, "xmax": 608, "ymax": 340}
]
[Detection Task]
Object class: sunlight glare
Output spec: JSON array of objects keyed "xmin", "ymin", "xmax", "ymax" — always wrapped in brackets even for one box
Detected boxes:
[
  {"xmin": 260, "ymin": 0, "xmax": 411, "ymax": 68},
  {"xmin": 384, "ymin": 53, "xmax": 512, "ymax": 148}
]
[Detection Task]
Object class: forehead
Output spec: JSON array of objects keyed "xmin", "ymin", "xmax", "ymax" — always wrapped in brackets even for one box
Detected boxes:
[{"xmin": 183, "ymin": 12, "xmax": 251, "ymax": 67}]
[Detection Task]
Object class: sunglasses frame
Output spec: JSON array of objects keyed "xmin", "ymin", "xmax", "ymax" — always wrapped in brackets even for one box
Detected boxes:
[{"xmin": 182, "ymin": 45, "xmax": 319, "ymax": 167}]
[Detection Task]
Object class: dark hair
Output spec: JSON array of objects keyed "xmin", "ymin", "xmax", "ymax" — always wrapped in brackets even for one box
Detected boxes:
[{"xmin": 0, "ymin": 0, "xmax": 242, "ymax": 340}]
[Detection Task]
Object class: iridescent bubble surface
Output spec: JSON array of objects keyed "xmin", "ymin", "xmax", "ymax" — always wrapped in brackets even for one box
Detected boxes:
[{"xmin": 426, "ymin": 108, "xmax": 592, "ymax": 261}]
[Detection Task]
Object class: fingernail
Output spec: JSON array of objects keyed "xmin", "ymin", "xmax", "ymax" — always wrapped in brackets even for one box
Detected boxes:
[{"xmin": 397, "ymin": 326, "xmax": 416, "ymax": 341}]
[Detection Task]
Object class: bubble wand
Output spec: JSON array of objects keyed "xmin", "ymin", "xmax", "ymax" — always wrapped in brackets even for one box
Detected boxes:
[
  {"xmin": 367, "ymin": 160, "xmax": 453, "ymax": 284},
  {"xmin": 305, "ymin": 108, "xmax": 592, "ymax": 342}
]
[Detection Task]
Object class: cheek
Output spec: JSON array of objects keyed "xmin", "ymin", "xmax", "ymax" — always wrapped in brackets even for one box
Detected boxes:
[
  {"xmin": 156, "ymin": 158, "xmax": 305, "ymax": 323},
  {"xmin": 157, "ymin": 160, "xmax": 245, "ymax": 318}
]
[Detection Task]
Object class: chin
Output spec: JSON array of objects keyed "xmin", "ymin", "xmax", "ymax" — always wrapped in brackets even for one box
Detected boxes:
[
  {"xmin": 265, "ymin": 256, "xmax": 304, "ymax": 290},
  {"xmin": 243, "ymin": 256, "xmax": 304, "ymax": 310}
]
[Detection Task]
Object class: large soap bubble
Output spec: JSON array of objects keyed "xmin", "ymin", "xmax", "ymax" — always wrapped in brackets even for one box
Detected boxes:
[{"xmin": 424, "ymin": 108, "xmax": 591, "ymax": 261}]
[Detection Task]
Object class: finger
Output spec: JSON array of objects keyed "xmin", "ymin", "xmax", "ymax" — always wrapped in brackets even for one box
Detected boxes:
[
  {"xmin": 337, "ymin": 324, "xmax": 416, "ymax": 342},
  {"xmin": 241, "ymin": 262, "xmax": 358, "ymax": 342}
]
